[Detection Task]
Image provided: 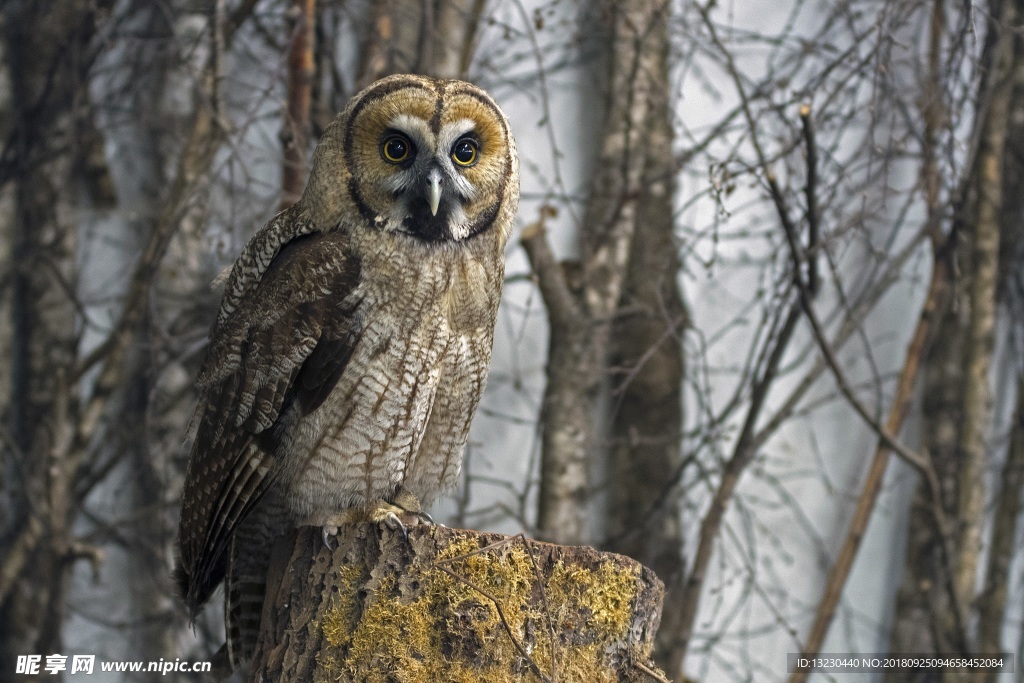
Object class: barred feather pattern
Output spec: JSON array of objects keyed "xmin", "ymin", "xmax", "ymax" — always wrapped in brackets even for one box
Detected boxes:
[{"xmin": 174, "ymin": 74, "xmax": 519, "ymax": 676}]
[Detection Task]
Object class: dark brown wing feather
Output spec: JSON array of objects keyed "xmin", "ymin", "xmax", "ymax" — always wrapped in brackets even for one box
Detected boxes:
[{"xmin": 176, "ymin": 231, "xmax": 361, "ymax": 613}]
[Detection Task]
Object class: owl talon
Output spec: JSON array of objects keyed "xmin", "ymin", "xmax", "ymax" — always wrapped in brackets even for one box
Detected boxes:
[
  {"xmin": 322, "ymin": 526, "xmax": 338, "ymax": 550},
  {"xmin": 414, "ymin": 510, "xmax": 434, "ymax": 525},
  {"xmin": 381, "ymin": 511, "xmax": 409, "ymax": 541},
  {"xmin": 389, "ymin": 489, "xmax": 434, "ymax": 528}
]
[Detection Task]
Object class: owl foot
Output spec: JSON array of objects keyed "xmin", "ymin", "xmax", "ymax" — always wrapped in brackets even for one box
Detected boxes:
[
  {"xmin": 371, "ymin": 507, "xmax": 410, "ymax": 541},
  {"xmin": 309, "ymin": 493, "xmax": 433, "ymax": 549},
  {"xmin": 307, "ymin": 508, "xmax": 368, "ymax": 550},
  {"xmin": 391, "ymin": 489, "xmax": 437, "ymax": 526},
  {"xmin": 367, "ymin": 490, "xmax": 440, "ymax": 542}
]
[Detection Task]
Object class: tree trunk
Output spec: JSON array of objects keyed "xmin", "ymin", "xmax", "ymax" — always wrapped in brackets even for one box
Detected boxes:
[
  {"xmin": 885, "ymin": 0, "xmax": 961, "ymax": 668},
  {"xmin": 975, "ymin": 380, "xmax": 1023, "ymax": 681},
  {"xmin": 0, "ymin": 2, "xmax": 112, "ymax": 672},
  {"xmin": 604, "ymin": 3, "xmax": 687, "ymax": 677},
  {"xmin": 281, "ymin": 0, "xmax": 316, "ymax": 210},
  {"xmin": 528, "ymin": 0, "xmax": 672, "ymax": 547},
  {"xmin": 251, "ymin": 525, "xmax": 667, "ymax": 683},
  {"xmin": 952, "ymin": 1, "xmax": 1012, "ymax": 655},
  {"xmin": 430, "ymin": 0, "xmax": 487, "ymax": 80},
  {"xmin": 887, "ymin": 1, "xmax": 1016, "ymax": 675},
  {"xmin": 357, "ymin": 0, "xmax": 485, "ymax": 87},
  {"xmin": 886, "ymin": 286, "xmax": 965, "ymax": 664}
]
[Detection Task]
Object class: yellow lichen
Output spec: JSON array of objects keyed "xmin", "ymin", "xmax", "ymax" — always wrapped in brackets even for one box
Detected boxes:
[
  {"xmin": 547, "ymin": 560, "xmax": 640, "ymax": 640},
  {"xmin": 344, "ymin": 575, "xmax": 436, "ymax": 683},
  {"xmin": 320, "ymin": 564, "xmax": 364, "ymax": 648},
  {"xmin": 311, "ymin": 531, "xmax": 645, "ymax": 682}
]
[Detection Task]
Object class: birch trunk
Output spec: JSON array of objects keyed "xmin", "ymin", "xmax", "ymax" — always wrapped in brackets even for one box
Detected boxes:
[
  {"xmin": 529, "ymin": 0, "xmax": 671, "ymax": 547},
  {"xmin": 605, "ymin": 4, "xmax": 687, "ymax": 676}
]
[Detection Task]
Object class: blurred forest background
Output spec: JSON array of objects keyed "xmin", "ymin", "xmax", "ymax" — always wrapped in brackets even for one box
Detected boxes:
[{"xmin": 0, "ymin": 0, "xmax": 1022, "ymax": 681}]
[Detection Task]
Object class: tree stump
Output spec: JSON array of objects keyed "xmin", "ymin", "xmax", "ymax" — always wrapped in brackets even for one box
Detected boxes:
[{"xmin": 250, "ymin": 524, "xmax": 667, "ymax": 682}]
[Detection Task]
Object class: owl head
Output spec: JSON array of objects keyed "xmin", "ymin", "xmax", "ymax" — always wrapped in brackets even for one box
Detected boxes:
[{"xmin": 304, "ymin": 74, "xmax": 519, "ymax": 246}]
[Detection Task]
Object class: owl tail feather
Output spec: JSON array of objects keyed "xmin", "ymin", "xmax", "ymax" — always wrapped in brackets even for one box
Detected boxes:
[
  {"xmin": 224, "ymin": 533, "xmax": 266, "ymax": 672},
  {"xmin": 172, "ymin": 560, "xmax": 193, "ymax": 616},
  {"xmin": 172, "ymin": 542, "xmax": 224, "ymax": 621}
]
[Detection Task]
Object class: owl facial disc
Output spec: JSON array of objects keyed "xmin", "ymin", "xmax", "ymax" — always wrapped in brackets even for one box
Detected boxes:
[{"xmin": 338, "ymin": 75, "xmax": 517, "ymax": 245}]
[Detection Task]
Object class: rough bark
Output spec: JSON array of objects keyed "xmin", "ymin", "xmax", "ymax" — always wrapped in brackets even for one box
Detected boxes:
[
  {"xmin": 0, "ymin": 3, "xmax": 256, "ymax": 673},
  {"xmin": 975, "ymin": 8, "xmax": 1024, "ymax": 667},
  {"xmin": 0, "ymin": 41, "xmax": 9, "ymax": 456},
  {"xmin": 524, "ymin": 230, "xmax": 601, "ymax": 546},
  {"xmin": 281, "ymin": 0, "xmax": 316, "ymax": 210},
  {"xmin": 974, "ymin": 4, "xmax": 1024, "ymax": 675},
  {"xmin": 885, "ymin": 0, "xmax": 963, "ymax": 668},
  {"xmin": 0, "ymin": 2, "xmax": 112, "ymax": 671},
  {"xmin": 250, "ymin": 525, "xmax": 667, "ymax": 683},
  {"xmin": 886, "ymin": 283, "xmax": 966, "ymax": 664},
  {"xmin": 527, "ymin": 0, "xmax": 671, "ymax": 547},
  {"xmin": 357, "ymin": 0, "xmax": 483, "ymax": 85},
  {"xmin": 886, "ymin": 1, "xmax": 1018, "ymax": 677},
  {"xmin": 604, "ymin": 8, "xmax": 687, "ymax": 677},
  {"xmin": 975, "ymin": 381, "xmax": 1023, "ymax": 680},
  {"xmin": 999, "ymin": 0, "xmax": 1024, "ymax": 304},
  {"xmin": 952, "ymin": 0, "xmax": 1012, "ymax": 649}
]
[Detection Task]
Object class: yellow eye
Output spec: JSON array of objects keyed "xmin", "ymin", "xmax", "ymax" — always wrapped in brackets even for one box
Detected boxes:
[
  {"xmin": 451, "ymin": 138, "xmax": 477, "ymax": 166},
  {"xmin": 382, "ymin": 135, "xmax": 411, "ymax": 163}
]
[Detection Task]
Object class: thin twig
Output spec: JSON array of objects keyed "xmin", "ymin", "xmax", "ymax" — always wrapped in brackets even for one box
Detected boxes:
[
  {"xmin": 635, "ymin": 661, "xmax": 672, "ymax": 683},
  {"xmin": 799, "ymin": 104, "xmax": 820, "ymax": 296},
  {"xmin": 784, "ymin": 77, "xmax": 964, "ymax": 683},
  {"xmin": 431, "ymin": 534, "xmax": 523, "ymax": 566},
  {"xmin": 510, "ymin": 0, "xmax": 577, "ymax": 225},
  {"xmin": 785, "ymin": 268, "xmax": 948, "ymax": 683},
  {"xmin": 678, "ymin": 295, "xmax": 803, "ymax": 655},
  {"xmin": 434, "ymin": 534, "xmax": 561, "ymax": 680},
  {"xmin": 522, "ymin": 536, "xmax": 558, "ymax": 682},
  {"xmin": 67, "ymin": 0, "xmax": 263, "ymax": 494}
]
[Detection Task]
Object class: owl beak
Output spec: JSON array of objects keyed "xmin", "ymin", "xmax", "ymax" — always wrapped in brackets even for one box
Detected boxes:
[{"xmin": 427, "ymin": 169, "xmax": 443, "ymax": 217}]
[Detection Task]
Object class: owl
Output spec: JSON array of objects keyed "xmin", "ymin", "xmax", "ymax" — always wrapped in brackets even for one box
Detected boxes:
[{"xmin": 175, "ymin": 74, "xmax": 519, "ymax": 672}]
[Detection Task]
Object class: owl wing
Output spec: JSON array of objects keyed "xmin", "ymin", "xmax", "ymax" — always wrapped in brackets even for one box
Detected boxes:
[{"xmin": 176, "ymin": 230, "xmax": 362, "ymax": 613}]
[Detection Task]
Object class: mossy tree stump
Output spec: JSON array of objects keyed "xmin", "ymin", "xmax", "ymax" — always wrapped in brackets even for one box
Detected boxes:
[{"xmin": 250, "ymin": 524, "xmax": 667, "ymax": 682}]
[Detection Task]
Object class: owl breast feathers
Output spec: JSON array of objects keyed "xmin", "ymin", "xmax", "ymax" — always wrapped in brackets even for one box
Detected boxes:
[{"xmin": 175, "ymin": 74, "xmax": 519, "ymax": 672}]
